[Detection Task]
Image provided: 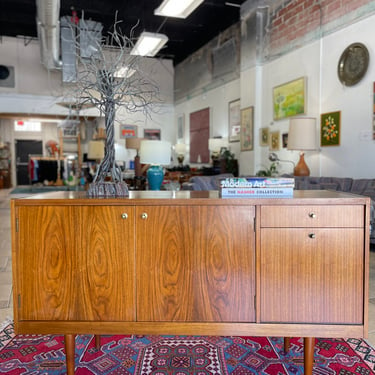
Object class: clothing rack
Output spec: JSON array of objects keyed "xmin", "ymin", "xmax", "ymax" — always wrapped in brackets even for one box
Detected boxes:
[{"xmin": 28, "ymin": 154, "xmax": 64, "ymax": 186}]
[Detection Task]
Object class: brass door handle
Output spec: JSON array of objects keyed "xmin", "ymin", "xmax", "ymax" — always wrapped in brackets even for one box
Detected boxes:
[
  {"xmin": 309, "ymin": 212, "xmax": 316, "ymax": 218},
  {"xmin": 308, "ymin": 233, "xmax": 316, "ymax": 239}
]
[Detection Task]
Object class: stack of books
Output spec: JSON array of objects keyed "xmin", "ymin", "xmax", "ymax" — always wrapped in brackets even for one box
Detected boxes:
[{"xmin": 220, "ymin": 177, "xmax": 295, "ymax": 198}]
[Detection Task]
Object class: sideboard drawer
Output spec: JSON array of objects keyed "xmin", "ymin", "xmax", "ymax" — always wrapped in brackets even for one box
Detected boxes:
[{"xmin": 260, "ymin": 205, "xmax": 364, "ymax": 228}]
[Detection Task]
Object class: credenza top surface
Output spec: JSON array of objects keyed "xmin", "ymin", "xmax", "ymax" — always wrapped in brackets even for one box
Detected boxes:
[{"xmin": 11, "ymin": 189, "xmax": 370, "ymax": 206}]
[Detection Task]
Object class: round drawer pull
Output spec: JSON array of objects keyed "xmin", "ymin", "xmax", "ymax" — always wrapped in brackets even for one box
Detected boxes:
[
  {"xmin": 141, "ymin": 213, "xmax": 148, "ymax": 220},
  {"xmin": 309, "ymin": 212, "xmax": 316, "ymax": 218},
  {"xmin": 308, "ymin": 233, "xmax": 316, "ymax": 239},
  {"xmin": 121, "ymin": 213, "xmax": 128, "ymax": 220}
]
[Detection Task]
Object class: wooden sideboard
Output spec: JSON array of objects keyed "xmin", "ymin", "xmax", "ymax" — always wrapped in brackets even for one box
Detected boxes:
[{"xmin": 11, "ymin": 190, "xmax": 370, "ymax": 374}]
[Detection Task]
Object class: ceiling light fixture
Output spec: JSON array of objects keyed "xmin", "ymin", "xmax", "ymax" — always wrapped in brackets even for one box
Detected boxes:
[
  {"xmin": 114, "ymin": 66, "xmax": 136, "ymax": 78},
  {"xmin": 154, "ymin": 0, "xmax": 204, "ymax": 19},
  {"xmin": 130, "ymin": 31, "xmax": 168, "ymax": 57}
]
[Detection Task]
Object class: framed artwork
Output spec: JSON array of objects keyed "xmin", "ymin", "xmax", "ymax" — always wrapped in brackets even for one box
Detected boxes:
[
  {"xmin": 119, "ymin": 124, "xmax": 137, "ymax": 139},
  {"xmin": 228, "ymin": 99, "xmax": 241, "ymax": 142},
  {"xmin": 273, "ymin": 77, "xmax": 306, "ymax": 121},
  {"xmin": 144, "ymin": 128, "xmax": 161, "ymax": 140},
  {"xmin": 282, "ymin": 133, "xmax": 288, "ymax": 148},
  {"xmin": 177, "ymin": 114, "xmax": 185, "ymax": 140},
  {"xmin": 259, "ymin": 127, "xmax": 269, "ymax": 146},
  {"xmin": 270, "ymin": 131, "xmax": 280, "ymax": 151},
  {"xmin": 240, "ymin": 106, "xmax": 254, "ymax": 151},
  {"xmin": 321, "ymin": 111, "xmax": 340, "ymax": 146}
]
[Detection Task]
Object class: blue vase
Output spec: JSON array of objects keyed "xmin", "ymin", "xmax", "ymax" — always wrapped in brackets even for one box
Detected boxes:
[{"xmin": 147, "ymin": 165, "xmax": 164, "ymax": 190}]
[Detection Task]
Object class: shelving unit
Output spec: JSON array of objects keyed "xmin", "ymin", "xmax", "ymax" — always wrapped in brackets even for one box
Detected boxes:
[{"xmin": 0, "ymin": 142, "xmax": 11, "ymax": 189}]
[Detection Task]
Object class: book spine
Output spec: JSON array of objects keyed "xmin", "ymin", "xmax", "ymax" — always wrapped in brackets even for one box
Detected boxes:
[
  {"xmin": 221, "ymin": 187, "xmax": 294, "ymax": 198},
  {"xmin": 220, "ymin": 178, "xmax": 295, "ymax": 189}
]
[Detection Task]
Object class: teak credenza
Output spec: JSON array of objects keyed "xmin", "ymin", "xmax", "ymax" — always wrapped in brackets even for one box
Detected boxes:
[{"xmin": 11, "ymin": 190, "xmax": 370, "ymax": 375}]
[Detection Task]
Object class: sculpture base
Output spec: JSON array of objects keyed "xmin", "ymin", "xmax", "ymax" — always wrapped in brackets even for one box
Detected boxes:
[{"xmin": 87, "ymin": 181, "xmax": 129, "ymax": 197}]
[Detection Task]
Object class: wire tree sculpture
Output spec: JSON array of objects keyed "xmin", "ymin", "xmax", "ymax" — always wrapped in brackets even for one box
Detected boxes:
[{"xmin": 66, "ymin": 15, "xmax": 161, "ymax": 196}]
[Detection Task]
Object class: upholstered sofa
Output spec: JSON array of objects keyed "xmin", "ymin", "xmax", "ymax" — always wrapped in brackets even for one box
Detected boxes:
[
  {"xmin": 183, "ymin": 173, "xmax": 375, "ymax": 199},
  {"xmin": 182, "ymin": 173, "xmax": 375, "ymax": 244}
]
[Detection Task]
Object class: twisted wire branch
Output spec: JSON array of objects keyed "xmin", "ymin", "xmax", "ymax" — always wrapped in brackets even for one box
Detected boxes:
[{"xmin": 61, "ymin": 12, "xmax": 162, "ymax": 196}]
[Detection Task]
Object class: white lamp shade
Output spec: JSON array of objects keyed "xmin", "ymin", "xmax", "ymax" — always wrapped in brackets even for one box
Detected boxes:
[
  {"xmin": 140, "ymin": 140, "xmax": 171, "ymax": 165},
  {"xmin": 208, "ymin": 137, "xmax": 228, "ymax": 152},
  {"xmin": 154, "ymin": 0, "xmax": 204, "ymax": 18},
  {"xmin": 287, "ymin": 117, "xmax": 317, "ymax": 151},
  {"xmin": 114, "ymin": 143, "xmax": 127, "ymax": 161},
  {"xmin": 87, "ymin": 140, "xmax": 105, "ymax": 160},
  {"xmin": 174, "ymin": 143, "xmax": 187, "ymax": 154}
]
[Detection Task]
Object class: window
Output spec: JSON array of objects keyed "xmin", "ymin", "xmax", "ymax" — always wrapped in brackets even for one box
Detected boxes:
[{"xmin": 14, "ymin": 120, "xmax": 41, "ymax": 132}]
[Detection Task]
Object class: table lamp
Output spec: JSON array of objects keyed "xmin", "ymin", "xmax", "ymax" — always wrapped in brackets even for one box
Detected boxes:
[
  {"xmin": 87, "ymin": 140, "xmax": 105, "ymax": 162},
  {"xmin": 208, "ymin": 137, "xmax": 228, "ymax": 163},
  {"xmin": 126, "ymin": 137, "xmax": 143, "ymax": 176},
  {"xmin": 174, "ymin": 143, "xmax": 187, "ymax": 166},
  {"xmin": 287, "ymin": 117, "xmax": 317, "ymax": 176},
  {"xmin": 140, "ymin": 140, "xmax": 171, "ymax": 190},
  {"xmin": 114, "ymin": 143, "xmax": 127, "ymax": 170}
]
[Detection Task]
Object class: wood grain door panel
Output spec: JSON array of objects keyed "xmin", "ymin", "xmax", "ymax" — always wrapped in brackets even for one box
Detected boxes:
[
  {"xmin": 17, "ymin": 206, "xmax": 135, "ymax": 321},
  {"xmin": 260, "ymin": 228, "xmax": 364, "ymax": 324},
  {"xmin": 18, "ymin": 206, "xmax": 75, "ymax": 320},
  {"xmin": 78, "ymin": 206, "xmax": 135, "ymax": 321},
  {"xmin": 136, "ymin": 205, "xmax": 255, "ymax": 322}
]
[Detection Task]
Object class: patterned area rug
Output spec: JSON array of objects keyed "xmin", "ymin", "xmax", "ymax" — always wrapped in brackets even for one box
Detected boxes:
[{"xmin": 0, "ymin": 322, "xmax": 375, "ymax": 374}]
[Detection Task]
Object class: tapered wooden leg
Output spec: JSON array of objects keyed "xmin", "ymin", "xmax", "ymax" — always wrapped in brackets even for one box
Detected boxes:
[
  {"xmin": 304, "ymin": 337, "xmax": 315, "ymax": 375},
  {"xmin": 284, "ymin": 337, "xmax": 291, "ymax": 352},
  {"xmin": 64, "ymin": 334, "xmax": 76, "ymax": 375},
  {"xmin": 95, "ymin": 335, "xmax": 101, "ymax": 350}
]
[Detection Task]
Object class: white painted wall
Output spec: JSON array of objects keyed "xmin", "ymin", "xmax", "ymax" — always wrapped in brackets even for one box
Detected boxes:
[
  {"xmin": 174, "ymin": 79, "xmax": 240, "ymax": 167},
  {"xmin": 251, "ymin": 14, "xmax": 375, "ymax": 179},
  {"xmin": 0, "ymin": 37, "xmax": 174, "ymax": 185},
  {"xmin": 175, "ymin": 13, "xmax": 375, "ymax": 179}
]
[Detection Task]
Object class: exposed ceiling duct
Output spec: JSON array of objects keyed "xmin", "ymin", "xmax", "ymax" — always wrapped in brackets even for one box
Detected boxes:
[{"xmin": 36, "ymin": 0, "xmax": 62, "ymax": 69}]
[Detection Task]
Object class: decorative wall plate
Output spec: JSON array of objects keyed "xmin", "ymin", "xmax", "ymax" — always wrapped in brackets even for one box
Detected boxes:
[{"xmin": 338, "ymin": 42, "xmax": 369, "ymax": 86}]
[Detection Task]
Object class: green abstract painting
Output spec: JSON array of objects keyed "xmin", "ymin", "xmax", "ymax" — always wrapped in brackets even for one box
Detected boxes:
[{"xmin": 273, "ymin": 77, "xmax": 306, "ymax": 121}]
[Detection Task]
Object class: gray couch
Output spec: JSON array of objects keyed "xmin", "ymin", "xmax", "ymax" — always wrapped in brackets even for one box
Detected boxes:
[
  {"xmin": 183, "ymin": 173, "xmax": 375, "ymax": 199},
  {"xmin": 182, "ymin": 174, "xmax": 375, "ymax": 244}
]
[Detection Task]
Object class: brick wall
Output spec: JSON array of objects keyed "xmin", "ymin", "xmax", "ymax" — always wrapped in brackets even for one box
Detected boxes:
[{"xmin": 268, "ymin": 0, "xmax": 374, "ymax": 56}]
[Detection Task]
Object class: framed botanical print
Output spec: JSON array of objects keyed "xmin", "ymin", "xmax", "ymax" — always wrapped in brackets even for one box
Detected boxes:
[
  {"xmin": 259, "ymin": 127, "xmax": 269, "ymax": 147},
  {"xmin": 240, "ymin": 106, "xmax": 254, "ymax": 151},
  {"xmin": 270, "ymin": 131, "xmax": 280, "ymax": 151},
  {"xmin": 228, "ymin": 99, "xmax": 241, "ymax": 142},
  {"xmin": 321, "ymin": 111, "xmax": 340, "ymax": 146}
]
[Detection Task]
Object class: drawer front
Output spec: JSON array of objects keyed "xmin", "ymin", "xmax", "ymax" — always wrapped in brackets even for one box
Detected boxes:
[{"xmin": 260, "ymin": 205, "xmax": 364, "ymax": 228}]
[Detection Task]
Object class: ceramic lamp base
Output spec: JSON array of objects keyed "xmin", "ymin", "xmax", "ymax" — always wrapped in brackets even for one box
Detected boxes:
[
  {"xmin": 147, "ymin": 165, "xmax": 164, "ymax": 190},
  {"xmin": 294, "ymin": 152, "xmax": 310, "ymax": 176}
]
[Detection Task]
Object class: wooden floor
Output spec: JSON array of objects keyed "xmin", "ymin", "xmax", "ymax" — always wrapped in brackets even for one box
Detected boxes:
[{"xmin": 1, "ymin": 187, "xmax": 375, "ymax": 346}]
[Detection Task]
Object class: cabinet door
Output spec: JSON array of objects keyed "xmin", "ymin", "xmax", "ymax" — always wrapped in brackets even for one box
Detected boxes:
[
  {"xmin": 260, "ymin": 228, "xmax": 364, "ymax": 324},
  {"xmin": 78, "ymin": 206, "xmax": 135, "ymax": 321},
  {"xmin": 136, "ymin": 205, "xmax": 255, "ymax": 322},
  {"xmin": 17, "ymin": 206, "xmax": 76, "ymax": 320},
  {"xmin": 17, "ymin": 205, "xmax": 135, "ymax": 321}
]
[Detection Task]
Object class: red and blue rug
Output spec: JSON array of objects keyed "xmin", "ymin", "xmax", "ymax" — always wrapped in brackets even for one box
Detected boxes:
[{"xmin": 0, "ymin": 321, "xmax": 375, "ymax": 374}]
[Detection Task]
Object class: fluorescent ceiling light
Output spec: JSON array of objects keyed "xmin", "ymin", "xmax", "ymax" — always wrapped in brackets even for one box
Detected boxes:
[
  {"xmin": 130, "ymin": 32, "xmax": 168, "ymax": 57},
  {"xmin": 114, "ymin": 66, "xmax": 136, "ymax": 78},
  {"xmin": 154, "ymin": 0, "xmax": 204, "ymax": 18}
]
